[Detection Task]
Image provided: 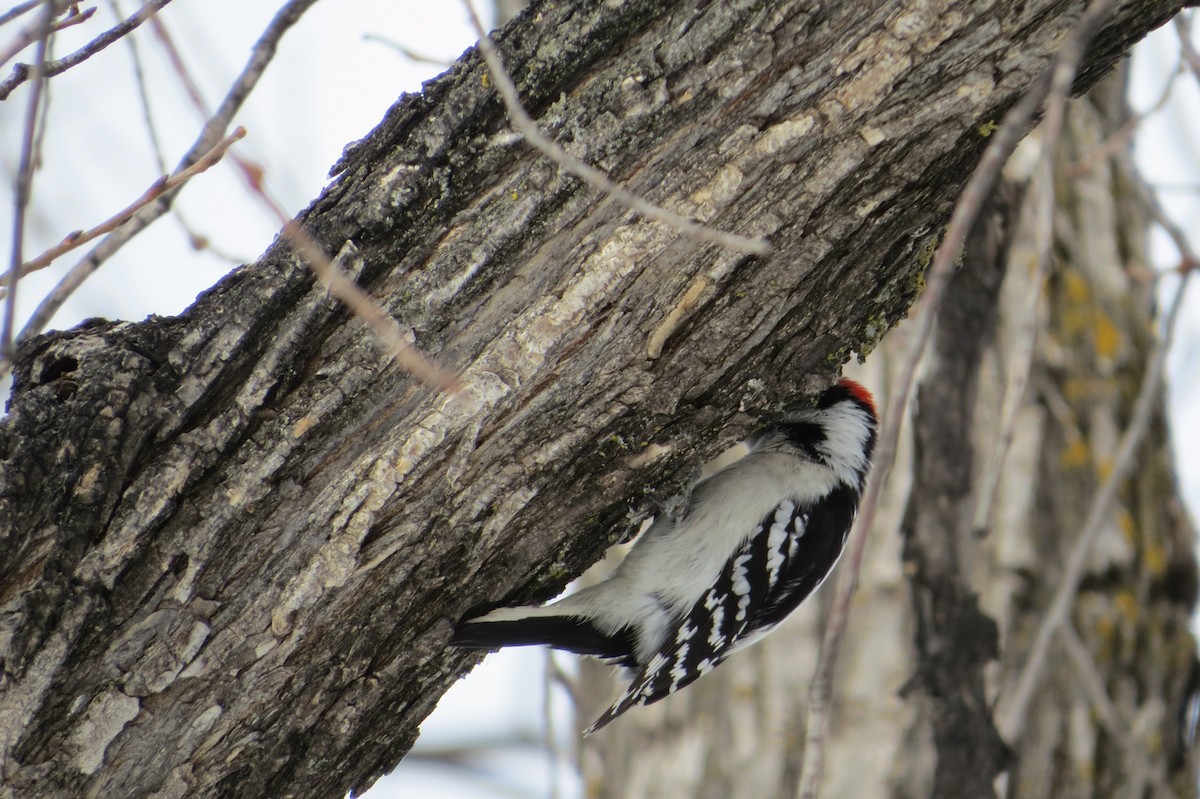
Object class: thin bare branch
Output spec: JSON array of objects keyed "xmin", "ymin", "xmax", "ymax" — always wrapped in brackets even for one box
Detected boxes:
[
  {"xmin": 146, "ymin": 9, "xmax": 208, "ymax": 114},
  {"xmin": 107, "ymin": 0, "xmax": 167, "ymax": 171},
  {"xmin": 108, "ymin": 0, "xmax": 244, "ymax": 265},
  {"xmin": 1059, "ymin": 623, "xmax": 1183, "ymax": 799},
  {"xmin": 1175, "ymin": 13, "xmax": 1200, "ymax": 85},
  {"xmin": 282, "ymin": 220, "xmax": 463, "ymax": 395},
  {"xmin": 133, "ymin": 6, "xmax": 460, "ymax": 395},
  {"xmin": 362, "ymin": 33, "xmax": 453, "ymax": 67},
  {"xmin": 0, "ymin": 0, "xmax": 171, "ymax": 100},
  {"xmin": 0, "ymin": 1, "xmax": 44, "ymax": 28},
  {"xmin": 972, "ymin": 12, "xmax": 1086, "ymax": 537},
  {"xmin": 0, "ymin": 3, "xmax": 93, "ymax": 69},
  {"xmin": 795, "ymin": 1, "xmax": 1118, "ymax": 795},
  {"xmin": 1065, "ymin": 56, "xmax": 1181, "ymax": 178},
  {"xmin": 995, "ymin": 263, "xmax": 1192, "ymax": 740},
  {"xmin": 2, "ymin": 0, "xmax": 52, "ymax": 377},
  {"xmin": 1130, "ymin": 162, "xmax": 1200, "ymax": 270},
  {"xmin": 460, "ymin": 0, "xmax": 770, "ymax": 257},
  {"xmin": 10, "ymin": 1, "xmax": 432, "ymax": 405},
  {"xmin": 543, "ymin": 650, "xmax": 574, "ymax": 799},
  {"xmin": 969, "ymin": 171, "xmax": 1052, "ymax": 536},
  {"xmin": 0, "ymin": 128, "xmax": 244, "ymax": 298},
  {"xmin": 16, "ymin": 0, "xmax": 323, "ymax": 343}
]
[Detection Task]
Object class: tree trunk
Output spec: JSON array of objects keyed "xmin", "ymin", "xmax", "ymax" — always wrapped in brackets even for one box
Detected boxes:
[
  {"xmin": 578, "ymin": 70, "xmax": 1199, "ymax": 799},
  {"xmin": 0, "ymin": 2, "xmax": 1191, "ymax": 797}
]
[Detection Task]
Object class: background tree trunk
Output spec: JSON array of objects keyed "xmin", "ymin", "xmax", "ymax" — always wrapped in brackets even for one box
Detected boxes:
[
  {"xmin": 578, "ymin": 70, "xmax": 1199, "ymax": 799},
  {"xmin": 1, "ymin": 2, "xmax": 1193, "ymax": 798}
]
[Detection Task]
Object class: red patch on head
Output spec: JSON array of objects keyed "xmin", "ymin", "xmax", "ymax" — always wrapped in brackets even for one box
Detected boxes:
[{"xmin": 836, "ymin": 378, "xmax": 877, "ymax": 418}]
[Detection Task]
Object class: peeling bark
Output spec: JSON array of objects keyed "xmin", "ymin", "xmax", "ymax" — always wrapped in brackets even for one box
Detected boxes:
[{"xmin": 0, "ymin": 1, "xmax": 1192, "ymax": 797}]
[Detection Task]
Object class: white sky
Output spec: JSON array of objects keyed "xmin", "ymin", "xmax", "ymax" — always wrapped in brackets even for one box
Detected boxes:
[{"xmin": 1, "ymin": 5, "xmax": 1197, "ymax": 799}]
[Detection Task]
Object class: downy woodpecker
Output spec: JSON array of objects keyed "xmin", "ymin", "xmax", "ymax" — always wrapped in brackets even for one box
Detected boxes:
[{"xmin": 451, "ymin": 378, "xmax": 879, "ymax": 733}]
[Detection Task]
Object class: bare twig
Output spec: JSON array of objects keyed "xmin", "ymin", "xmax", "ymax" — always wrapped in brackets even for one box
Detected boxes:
[
  {"xmin": 1175, "ymin": 13, "xmax": 1200, "ymax": 86},
  {"xmin": 9, "ymin": 0, "xmax": 452, "ymax": 394},
  {"xmin": 969, "ymin": 163, "xmax": 1053, "ymax": 536},
  {"xmin": 971, "ymin": 10, "xmax": 1087, "ymax": 537},
  {"xmin": 460, "ymin": 0, "xmax": 770, "ymax": 257},
  {"xmin": 363, "ymin": 33, "xmax": 453, "ymax": 67},
  {"xmin": 146, "ymin": 9, "xmax": 208, "ymax": 114},
  {"xmin": 141, "ymin": 6, "xmax": 460, "ymax": 395},
  {"xmin": 543, "ymin": 650, "xmax": 575, "ymax": 799},
  {"xmin": 282, "ymin": 219, "xmax": 463, "ymax": 395},
  {"xmin": 995, "ymin": 263, "xmax": 1192, "ymax": 740},
  {"xmin": 0, "ymin": 1, "xmax": 44, "ymax": 28},
  {"xmin": 795, "ymin": 1, "xmax": 1118, "ymax": 795},
  {"xmin": 1059, "ymin": 623, "xmax": 1183, "ymax": 799},
  {"xmin": 0, "ymin": 3, "xmax": 93, "ymax": 69},
  {"xmin": 1129, "ymin": 159, "xmax": 1200, "ymax": 270},
  {"xmin": 1169, "ymin": 13, "xmax": 1200, "ymax": 175},
  {"xmin": 17, "ymin": 0, "xmax": 323, "ymax": 343},
  {"xmin": 988, "ymin": 96, "xmax": 1200, "ymax": 741},
  {"xmin": 108, "ymin": 0, "xmax": 167, "ymax": 170},
  {"xmin": 1065, "ymin": 56, "xmax": 1181, "ymax": 178},
  {"xmin": 0, "ymin": 0, "xmax": 171, "ymax": 100},
  {"xmin": 0, "ymin": 128, "xmax": 244, "ymax": 297},
  {"xmin": 109, "ymin": 0, "xmax": 244, "ymax": 265},
  {"xmin": 2, "ymin": 0, "xmax": 52, "ymax": 376}
]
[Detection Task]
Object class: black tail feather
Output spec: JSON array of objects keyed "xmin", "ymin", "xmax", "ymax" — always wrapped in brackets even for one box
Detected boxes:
[{"xmin": 450, "ymin": 616, "xmax": 638, "ymax": 667}]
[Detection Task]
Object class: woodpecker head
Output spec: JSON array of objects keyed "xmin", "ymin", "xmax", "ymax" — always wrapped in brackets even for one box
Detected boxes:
[
  {"xmin": 823, "ymin": 378, "xmax": 877, "ymax": 419},
  {"xmin": 758, "ymin": 378, "xmax": 879, "ymax": 491}
]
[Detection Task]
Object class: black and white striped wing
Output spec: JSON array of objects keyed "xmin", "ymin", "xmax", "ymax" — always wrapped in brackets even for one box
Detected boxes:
[{"xmin": 585, "ymin": 487, "xmax": 857, "ymax": 734}]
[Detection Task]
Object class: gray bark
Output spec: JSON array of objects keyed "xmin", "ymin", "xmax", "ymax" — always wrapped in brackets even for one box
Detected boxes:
[{"xmin": 0, "ymin": 1, "xmax": 1191, "ymax": 797}]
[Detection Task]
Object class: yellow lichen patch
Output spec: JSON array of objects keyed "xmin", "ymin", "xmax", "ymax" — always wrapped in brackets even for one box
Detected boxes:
[
  {"xmin": 1061, "ymin": 376, "xmax": 1091, "ymax": 402},
  {"xmin": 1143, "ymin": 539, "xmax": 1168, "ymax": 578},
  {"xmin": 1117, "ymin": 508, "xmax": 1136, "ymax": 544},
  {"xmin": 1092, "ymin": 312, "xmax": 1121, "ymax": 360},
  {"xmin": 1113, "ymin": 589, "xmax": 1139, "ymax": 624},
  {"xmin": 1093, "ymin": 456, "xmax": 1114, "ymax": 481},
  {"xmin": 1059, "ymin": 439, "xmax": 1090, "ymax": 470},
  {"xmin": 1061, "ymin": 305, "xmax": 1090, "ymax": 337},
  {"xmin": 1063, "ymin": 271, "xmax": 1090, "ymax": 304}
]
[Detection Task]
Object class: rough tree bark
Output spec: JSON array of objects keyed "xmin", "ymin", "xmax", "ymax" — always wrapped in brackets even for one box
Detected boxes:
[
  {"xmin": 0, "ymin": 2, "xmax": 1192, "ymax": 798},
  {"xmin": 577, "ymin": 71, "xmax": 1199, "ymax": 799}
]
